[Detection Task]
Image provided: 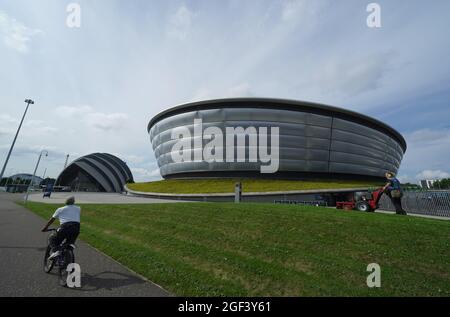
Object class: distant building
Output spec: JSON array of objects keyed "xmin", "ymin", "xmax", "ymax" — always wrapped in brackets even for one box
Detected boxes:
[
  {"xmin": 420, "ymin": 179, "xmax": 435, "ymax": 189},
  {"xmin": 1, "ymin": 174, "xmax": 44, "ymax": 193},
  {"xmin": 8, "ymin": 173, "xmax": 43, "ymax": 184}
]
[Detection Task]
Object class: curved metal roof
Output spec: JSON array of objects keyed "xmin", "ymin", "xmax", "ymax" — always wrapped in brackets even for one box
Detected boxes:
[
  {"xmin": 55, "ymin": 153, "xmax": 133, "ymax": 192},
  {"xmin": 147, "ymin": 98, "xmax": 407, "ymax": 151}
]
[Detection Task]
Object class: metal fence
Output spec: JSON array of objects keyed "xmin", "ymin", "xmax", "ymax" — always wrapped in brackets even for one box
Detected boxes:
[
  {"xmin": 379, "ymin": 190, "xmax": 450, "ymax": 218},
  {"xmin": 274, "ymin": 200, "xmax": 329, "ymax": 207}
]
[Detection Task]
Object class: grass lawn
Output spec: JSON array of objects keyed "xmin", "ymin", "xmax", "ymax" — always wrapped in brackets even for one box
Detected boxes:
[
  {"xmin": 127, "ymin": 178, "xmax": 382, "ymax": 194},
  {"xmin": 22, "ymin": 202, "xmax": 450, "ymax": 296}
]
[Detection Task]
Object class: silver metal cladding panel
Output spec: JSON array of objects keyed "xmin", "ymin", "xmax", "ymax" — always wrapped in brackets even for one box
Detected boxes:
[
  {"xmin": 73, "ymin": 161, "xmax": 114, "ymax": 192},
  {"xmin": 102, "ymin": 153, "xmax": 134, "ymax": 181},
  {"xmin": 149, "ymin": 107, "xmax": 405, "ymax": 178},
  {"xmin": 82, "ymin": 157, "xmax": 122, "ymax": 192},
  {"xmin": 93, "ymin": 154, "xmax": 127, "ymax": 186}
]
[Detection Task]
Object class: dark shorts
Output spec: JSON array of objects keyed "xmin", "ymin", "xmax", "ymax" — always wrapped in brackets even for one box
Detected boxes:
[
  {"xmin": 49, "ymin": 222, "xmax": 80, "ymax": 250},
  {"xmin": 387, "ymin": 192, "xmax": 407, "ymax": 215}
]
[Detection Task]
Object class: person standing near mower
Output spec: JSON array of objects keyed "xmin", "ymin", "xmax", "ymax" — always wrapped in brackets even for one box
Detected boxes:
[{"xmin": 383, "ymin": 172, "xmax": 407, "ymax": 215}]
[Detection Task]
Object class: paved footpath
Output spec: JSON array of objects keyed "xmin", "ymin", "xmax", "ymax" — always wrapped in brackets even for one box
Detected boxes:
[
  {"xmin": 0, "ymin": 193, "xmax": 170, "ymax": 296},
  {"xmin": 27, "ymin": 191, "xmax": 187, "ymax": 204}
]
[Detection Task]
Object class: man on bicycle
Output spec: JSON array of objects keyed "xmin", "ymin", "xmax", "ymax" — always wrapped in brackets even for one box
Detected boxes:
[{"xmin": 41, "ymin": 196, "xmax": 80, "ymax": 260}]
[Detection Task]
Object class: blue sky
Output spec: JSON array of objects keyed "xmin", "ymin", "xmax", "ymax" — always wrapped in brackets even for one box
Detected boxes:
[{"xmin": 0, "ymin": 0, "xmax": 449, "ymax": 183}]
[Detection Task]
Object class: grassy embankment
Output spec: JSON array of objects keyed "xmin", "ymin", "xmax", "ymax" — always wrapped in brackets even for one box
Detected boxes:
[
  {"xmin": 22, "ymin": 201, "xmax": 450, "ymax": 296},
  {"xmin": 126, "ymin": 178, "xmax": 382, "ymax": 194}
]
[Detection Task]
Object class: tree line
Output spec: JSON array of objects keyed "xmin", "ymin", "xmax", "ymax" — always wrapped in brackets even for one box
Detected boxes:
[
  {"xmin": 0, "ymin": 177, "xmax": 56, "ymax": 187},
  {"xmin": 431, "ymin": 178, "xmax": 450, "ymax": 189}
]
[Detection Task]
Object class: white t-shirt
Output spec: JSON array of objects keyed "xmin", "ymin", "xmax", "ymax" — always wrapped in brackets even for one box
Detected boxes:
[{"xmin": 52, "ymin": 205, "xmax": 81, "ymax": 224}]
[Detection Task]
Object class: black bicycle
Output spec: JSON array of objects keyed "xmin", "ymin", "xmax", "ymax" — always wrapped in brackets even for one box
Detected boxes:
[{"xmin": 43, "ymin": 228, "xmax": 76, "ymax": 286}]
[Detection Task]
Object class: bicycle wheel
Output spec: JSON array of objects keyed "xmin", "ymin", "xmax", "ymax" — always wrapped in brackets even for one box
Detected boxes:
[
  {"xmin": 58, "ymin": 248, "xmax": 75, "ymax": 287},
  {"xmin": 43, "ymin": 245, "xmax": 55, "ymax": 273}
]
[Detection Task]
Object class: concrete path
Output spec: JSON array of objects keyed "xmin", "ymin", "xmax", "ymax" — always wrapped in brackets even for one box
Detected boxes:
[
  {"xmin": 27, "ymin": 192, "xmax": 188, "ymax": 204},
  {"xmin": 0, "ymin": 193, "xmax": 170, "ymax": 296}
]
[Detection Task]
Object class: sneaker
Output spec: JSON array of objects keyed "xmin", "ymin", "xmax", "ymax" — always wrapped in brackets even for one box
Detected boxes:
[{"xmin": 48, "ymin": 250, "xmax": 61, "ymax": 261}]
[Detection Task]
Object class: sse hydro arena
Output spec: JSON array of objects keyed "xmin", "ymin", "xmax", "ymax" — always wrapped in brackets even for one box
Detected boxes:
[{"xmin": 147, "ymin": 98, "xmax": 406, "ymax": 181}]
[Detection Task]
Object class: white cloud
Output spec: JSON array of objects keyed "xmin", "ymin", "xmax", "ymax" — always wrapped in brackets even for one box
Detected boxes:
[
  {"xmin": 130, "ymin": 167, "xmax": 161, "ymax": 182},
  {"xmin": 0, "ymin": 114, "xmax": 18, "ymax": 135},
  {"xmin": 396, "ymin": 174, "xmax": 415, "ymax": 184},
  {"xmin": 227, "ymin": 83, "xmax": 253, "ymax": 97},
  {"xmin": 167, "ymin": 5, "xmax": 194, "ymax": 40},
  {"xmin": 191, "ymin": 83, "xmax": 253, "ymax": 101},
  {"xmin": 398, "ymin": 128, "xmax": 450, "ymax": 182},
  {"xmin": 0, "ymin": 11, "xmax": 43, "ymax": 53},
  {"xmin": 0, "ymin": 143, "xmax": 66, "ymax": 160},
  {"xmin": 55, "ymin": 105, "xmax": 128, "ymax": 131},
  {"xmin": 84, "ymin": 112, "xmax": 129, "ymax": 131},
  {"xmin": 55, "ymin": 105, "xmax": 94, "ymax": 118},
  {"xmin": 415, "ymin": 170, "xmax": 450, "ymax": 180},
  {"xmin": 0, "ymin": 115, "xmax": 57, "ymax": 136},
  {"xmin": 311, "ymin": 52, "xmax": 393, "ymax": 97},
  {"xmin": 37, "ymin": 126, "xmax": 58, "ymax": 133},
  {"xmin": 0, "ymin": 114, "xmax": 18, "ymax": 124},
  {"xmin": 113, "ymin": 153, "xmax": 146, "ymax": 164},
  {"xmin": 405, "ymin": 128, "xmax": 450, "ymax": 145},
  {"xmin": 190, "ymin": 88, "xmax": 213, "ymax": 101},
  {"xmin": 24, "ymin": 120, "xmax": 58, "ymax": 134},
  {"xmin": 281, "ymin": 0, "xmax": 309, "ymax": 22}
]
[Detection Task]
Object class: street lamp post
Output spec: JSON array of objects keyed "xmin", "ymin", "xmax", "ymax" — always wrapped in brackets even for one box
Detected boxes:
[
  {"xmin": 24, "ymin": 150, "xmax": 48, "ymax": 203},
  {"xmin": 0, "ymin": 99, "xmax": 35, "ymax": 182}
]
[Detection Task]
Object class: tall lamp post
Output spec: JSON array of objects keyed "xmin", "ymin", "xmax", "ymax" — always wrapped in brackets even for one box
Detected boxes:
[
  {"xmin": 24, "ymin": 149, "xmax": 48, "ymax": 203},
  {"xmin": 0, "ymin": 99, "xmax": 35, "ymax": 182}
]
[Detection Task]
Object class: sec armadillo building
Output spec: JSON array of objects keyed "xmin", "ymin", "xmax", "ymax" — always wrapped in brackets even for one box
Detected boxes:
[
  {"xmin": 148, "ymin": 98, "xmax": 407, "ymax": 181},
  {"xmin": 55, "ymin": 153, "xmax": 133, "ymax": 192}
]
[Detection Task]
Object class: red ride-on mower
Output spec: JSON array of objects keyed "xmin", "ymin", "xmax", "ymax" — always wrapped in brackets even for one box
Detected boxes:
[{"xmin": 336, "ymin": 187, "xmax": 385, "ymax": 212}]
